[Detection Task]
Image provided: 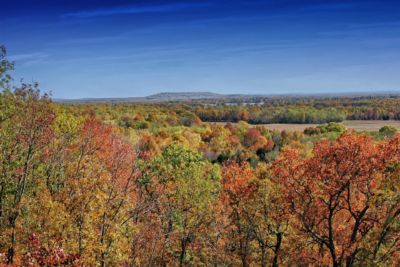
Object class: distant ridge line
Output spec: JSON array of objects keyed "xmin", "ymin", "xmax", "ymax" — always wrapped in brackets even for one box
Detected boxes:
[{"xmin": 55, "ymin": 91, "xmax": 400, "ymax": 103}]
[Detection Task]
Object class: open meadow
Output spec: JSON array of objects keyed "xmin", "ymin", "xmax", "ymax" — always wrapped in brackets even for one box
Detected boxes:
[
  {"xmin": 263, "ymin": 120, "xmax": 400, "ymax": 132},
  {"xmin": 208, "ymin": 120, "xmax": 400, "ymax": 132}
]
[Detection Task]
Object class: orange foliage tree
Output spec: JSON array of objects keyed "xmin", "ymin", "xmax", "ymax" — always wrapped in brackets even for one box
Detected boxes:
[
  {"xmin": 274, "ymin": 133, "xmax": 400, "ymax": 266},
  {"xmin": 220, "ymin": 161, "xmax": 257, "ymax": 266}
]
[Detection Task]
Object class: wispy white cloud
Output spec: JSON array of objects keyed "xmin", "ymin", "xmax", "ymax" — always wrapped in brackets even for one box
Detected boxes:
[
  {"xmin": 63, "ymin": 2, "xmax": 211, "ymax": 18},
  {"xmin": 9, "ymin": 52, "xmax": 49, "ymax": 66},
  {"xmin": 318, "ymin": 20, "xmax": 400, "ymax": 39},
  {"xmin": 48, "ymin": 36, "xmax": 122, "ymax": 46},
  {"xmin": 301, "ymin": 2, "xmax": 356, "ymax": 11},
  {"xmin": 9, "ymin": 52, "xmax": 47, "ymax": 61}
]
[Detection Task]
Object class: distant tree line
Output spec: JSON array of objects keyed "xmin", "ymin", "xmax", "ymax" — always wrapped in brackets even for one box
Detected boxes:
[
  {"xmin": 189, "ymin": 96, "xmax": 400, "ymax": 124},
  {"xmin": 194, "ymin": 106, "xmax": 347, "ymax": 124}
]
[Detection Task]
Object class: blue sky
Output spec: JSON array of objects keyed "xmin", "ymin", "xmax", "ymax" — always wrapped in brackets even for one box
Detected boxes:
[{"xmin": 2, "ymin": 0, "xmax": 400, "ymax": 98}]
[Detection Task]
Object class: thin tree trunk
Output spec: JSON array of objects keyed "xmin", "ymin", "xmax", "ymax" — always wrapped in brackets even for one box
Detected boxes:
[
  {"xmin": 272, "ymin": 233, "xmax": 282, "ymax": 267},
  {"xmin": 7, "ymin": 216, "xmax": 16, "ymax": 264},
  {"xmin": 179, "ymin": 237, "xmax": 187, "ymax": 267},
  {"xmin": 260, "ymin": 243, "xmax": 267, "ymax": 267}
]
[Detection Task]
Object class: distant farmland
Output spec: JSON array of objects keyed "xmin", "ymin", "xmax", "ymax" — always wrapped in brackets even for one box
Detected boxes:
[{"xmin": 208, "ymin": 120, "xmax": 400, "ymax": 132}]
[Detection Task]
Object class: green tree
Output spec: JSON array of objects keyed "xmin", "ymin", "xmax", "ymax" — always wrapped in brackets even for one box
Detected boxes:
[
  {"xmin": 136, "ymin": 144, "xmax": 220, "ymax": 266},
  {"xmin": 0, "ymin": 45, "xmax": 14, "ymax": 90},
  {"xmin": 0, "ymin": 86, "xmax": 55, "ymax": 264},
  {"xmin": 379, "ymin": 125, "xmax": 398, "ymax": 138}
]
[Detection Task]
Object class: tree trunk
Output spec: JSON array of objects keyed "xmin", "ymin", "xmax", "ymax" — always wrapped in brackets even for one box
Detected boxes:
[
  {"xmin": 260, "ymin": 243, "xmax": 267, "ymax": 267},
  {"xmin": 272, "ymin": 232, "xmax": 283, "ymax": 267},
  {"xmin": 7, "ymin": 215, "xmax": 16, "ymax": 264},
  {"xmin": 179, "ymin": 237, "xmax": 187, "ymax": 267},
  {"xmin": 240, "ymin": 235, "xmax": 249, "ymax": 267}
]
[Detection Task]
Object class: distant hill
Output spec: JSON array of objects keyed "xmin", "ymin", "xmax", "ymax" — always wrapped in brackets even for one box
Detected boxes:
[
  {"xmin": 57, "ymin": 92, "xmax": 226, "ymax": 103},
  {"xmin": 146, "ymin": 92, "xmax": 223, "ymax": 101},
  {"xmin": 55, "ymin": 91, "xmax": 400, "ymax": 103}
]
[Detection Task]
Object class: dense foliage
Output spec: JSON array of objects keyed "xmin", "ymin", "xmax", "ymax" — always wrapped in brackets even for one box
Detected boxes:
[
  {"xmin": 59, "ymin": 93, "xmax": 400, "ymax": 127},
  {"xmin": 191, "ymin": 96, "xmax": 400, "ymax": 123},
  {"xmin": 1, "ymin": 47, "xmax": 399, "ymax": 266}
]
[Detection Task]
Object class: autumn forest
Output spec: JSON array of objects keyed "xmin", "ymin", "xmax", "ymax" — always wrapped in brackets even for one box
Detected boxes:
[{"xmin": 1, "ymin": 46, "xmax": 400, "ymax": 267}]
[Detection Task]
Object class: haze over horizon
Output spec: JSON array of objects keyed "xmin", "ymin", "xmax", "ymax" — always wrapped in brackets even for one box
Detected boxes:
[{"xmin": 2, "ymin": 0, "xmax": 400, "ymax": 98}]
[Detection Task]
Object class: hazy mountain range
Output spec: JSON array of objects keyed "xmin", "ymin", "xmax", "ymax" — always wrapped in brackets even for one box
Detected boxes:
[{"xmin": 56, "ymin": 91, "xmax": 400, "ymax": 103}]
